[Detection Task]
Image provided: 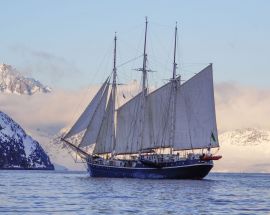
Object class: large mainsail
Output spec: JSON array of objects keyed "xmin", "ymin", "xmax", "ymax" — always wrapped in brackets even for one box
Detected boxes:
[
  {"xmin": 114, "ymin": 92, "xmax": 143, "ymax": 154},
  {"xmin": 142, "ymin": 81, "xmax": 176, "ymax": 150},
  {"xmin": 64, "ymin": 78, "xmax": 109, "ymax": 139},
  {"xmin": 115, "ymin": 80, "xmax": 175, "ymax": 154},
  {"xmin": 78, "ymin": 83, "xmax": 110, "ymax": 148},
  {"xmin": 174, "ymin": 64, "xmax": 219, "ymax": 150}
]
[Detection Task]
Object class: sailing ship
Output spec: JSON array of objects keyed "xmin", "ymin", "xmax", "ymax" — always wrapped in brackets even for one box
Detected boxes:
[{"xmin": 61, "ymin": 18, "xmax": 222, "ymax": 179}]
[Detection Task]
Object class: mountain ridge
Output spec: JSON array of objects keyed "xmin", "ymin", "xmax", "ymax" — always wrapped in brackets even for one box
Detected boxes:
[
  {"xmin": 0, "ymin": 111, "xmax": 54, "ymax": 169},
  {"xmin": 0, "ymin": 63, "xmax": 51, "ymax": 95},
  {"xmin": 219, "ymin": 128, "xmax": 270, "ymax": 146},
  {"xmin": 41, "ymin": 127, "xmax": 270, "ymax": 172},
  {"xmin": 215, "ymin": 128, "xmax": 270, "ymax": 173}
]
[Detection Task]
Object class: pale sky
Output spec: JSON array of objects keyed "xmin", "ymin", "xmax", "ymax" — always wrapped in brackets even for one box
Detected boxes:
[{"xmin": 0, "ymin": 0, "xmax": 269, "ymax": 89}]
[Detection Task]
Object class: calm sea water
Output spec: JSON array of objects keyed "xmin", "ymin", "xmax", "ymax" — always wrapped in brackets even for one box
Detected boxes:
[{"xmin": 0, "ymin": 171, "xmax": 269, "ymax": 215}]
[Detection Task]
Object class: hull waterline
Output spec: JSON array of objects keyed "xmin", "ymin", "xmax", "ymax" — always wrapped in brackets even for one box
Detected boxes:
[{"xmin": 87, "ymin": 161, "xmax": 213, "ymax": 179}]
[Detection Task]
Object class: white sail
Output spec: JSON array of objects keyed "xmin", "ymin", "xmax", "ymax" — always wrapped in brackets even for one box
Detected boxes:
[
  {"xmin": 142, "ymin": 81, "xmax": 175, "ymax": 150},
  {"xmin": 174, "ymin": 64, "xmax": 219, "ymax": 150},
  {"xmin": 64, "ymin": 78, "xmax": 109, "ymax": 139},
  {"xmin": 114, "ymin": 93, "xmax": 143, "ymax": 154},
  {"xmin": 115, "ymin": 81, "xmax": 176, "ymax": 153},
  {"xmin": 93, "ymin": 91, "xmax": 115, "ymax": 154},
  {"xmin": 78, "ymin": 83, "xmax": 110, "ymax": 148},
  {"xmin": 114, "ymin": 65, "xmax": 218, "ymax": 154}
]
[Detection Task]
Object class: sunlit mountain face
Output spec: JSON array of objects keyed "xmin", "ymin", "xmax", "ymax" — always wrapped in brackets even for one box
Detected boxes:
[
  {"xmin": 215, "ymin": 128, "xmax": 270, "ymax": 173},
  {"xmin": 0, "ymin": 111, "xmax": 54, "ymax": 170},
  {"xmin": 0, "ymin": 63, "xmax": 51, "ymax": 95}
]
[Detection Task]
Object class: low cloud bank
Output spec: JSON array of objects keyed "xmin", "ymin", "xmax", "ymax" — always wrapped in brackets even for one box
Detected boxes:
[
  {"xmin": 0, "ymin": 81, "xmax": 269, "ymax": 137},
  {"xmin": 0, "ymin": 80, "xmax": 140, "ymax": 135},
  {"xmin": 0, "ymin": 88, "xmax": 96, "ymax": 134},
  {"xmin": 215, "ymin": 83, "xmax": 270, "ymax": 132}
]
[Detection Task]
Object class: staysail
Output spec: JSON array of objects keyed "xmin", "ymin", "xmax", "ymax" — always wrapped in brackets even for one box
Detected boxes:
[
  {"xmin": 78, "ymin": 82, "xmax": 110, "ymax": 148},
  {"xmin": 93, "ymin": 91, "xmax": 115, "ymax": 154},
  {"xmin": 174, "ymin": 64, "xmax": 219, "ymax": 150},
  {"xmin": 64, "ymin": 78, "xmax": 109, "ymax": 139}
]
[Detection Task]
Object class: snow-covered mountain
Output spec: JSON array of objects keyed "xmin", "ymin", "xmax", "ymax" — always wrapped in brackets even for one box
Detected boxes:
[
  {"xmin": 214, "ymin": 128, "xmax": 270, "ymax": 173},
  {"xmin": 0, "ymin": 111, "xmax": 54, "ymax": 169},
  {"xmin": 37, "ymin": 127, "xmax": 270, "ymax": 172},
  {"xmin": 219, "ymin": 128, "xmax": 270, "ymax": 146},
  {"xmin": 0, "ymin": 63, "xmax": 51, "ymax": 95},
  {"xmin": 42, "ymin": 127, "xmax": 270, "ymax": 173},
  {"xmin": 28, "ymin": 128, "xmax": 87, "ymax": 171}
]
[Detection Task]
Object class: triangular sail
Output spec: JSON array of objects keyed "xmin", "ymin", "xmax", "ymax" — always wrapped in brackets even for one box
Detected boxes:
[
  {"xmin": 78, "ymin": 83, "xmax": 110, "ymax": 148},
  {"xmin": 64, "ymin": 78, "xmax": 109, "ymax": 139},
  {"xmin": 174, "ymin": 64, "xmax": 219, "ymax": 150},
  {"xmin": 93, "ymin": 91, "xmax": 115, "ymax": 154}
]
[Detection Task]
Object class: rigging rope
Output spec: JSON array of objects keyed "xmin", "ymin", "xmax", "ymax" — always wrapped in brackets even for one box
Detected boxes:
[{"xmin": 117, "ymin": 55, "xmax": 143, "ymax": 68}]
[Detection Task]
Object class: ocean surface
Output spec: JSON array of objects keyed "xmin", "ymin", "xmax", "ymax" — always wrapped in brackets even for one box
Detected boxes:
[{"xmin": 0, "ymin": 171, "xmax": 269, "ymax": 215}]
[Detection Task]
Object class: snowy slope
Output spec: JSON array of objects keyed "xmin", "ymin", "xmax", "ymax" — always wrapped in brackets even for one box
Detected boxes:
[
  {"xmin": 28, "ymin": 128, "xmax": 87, "ymax": 171},
  {"xmin": 43, "ymin": 127, "xmax": 270, "ymax": 173},
  {"xmin": 214, "ymin": 128, "xmax": 270, "ymax": 173},
  {"xmin": 0, "ymin": 111, "xmax": 54, "ymax": 169},
  {"xmin": 47, "ymin": 125, "xmax": 270, "ymax": 173},
  {"xmin": 0, "ymin": 63, "xmax": 51, "ymax": 95}
]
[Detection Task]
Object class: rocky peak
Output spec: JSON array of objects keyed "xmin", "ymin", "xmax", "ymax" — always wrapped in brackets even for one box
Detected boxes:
[
  {"xmin": 219, "ymin": 128, "xmax": 270, "ymax": 146},
  {"xmin": 0, "ymin": 63, "xmax": 51, "ymax": 95}
]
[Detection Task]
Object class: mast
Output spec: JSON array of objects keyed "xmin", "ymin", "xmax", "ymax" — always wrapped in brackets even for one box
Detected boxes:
[
  {"xmin": 139, "ymin": 17, "xmax": 148, "ymax": 152},
  {"xmin": 111, "ymin": 32, "xmax": 117, "ymax": 153},
  {"xmin": 169, "ymin": 22, "xmax": 178, "ymax": 154},
  {"xmin": 142, "ymin": 17, "xmax": 148, "ymax": 93},
  {"xmin": 172, "ymin": 22, "xmax": 177, "ymax": 79}
]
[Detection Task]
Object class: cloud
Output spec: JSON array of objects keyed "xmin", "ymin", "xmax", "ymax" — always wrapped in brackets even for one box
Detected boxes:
[
  {"xmin": 215, "ymin": 82, "xmax": 270, "ymax": 132},
  {"xmin": 10, "ymin": 45, "xmax": 80, "ymax": 87},
  {"xmin": 0, "ymin": 81, "xmax": 269, "ymax": 139},
  {"xmin": 0, "ymin": 80, "xmax": 141, "ymax": 136},
  {"xmin": 0, "ymin": 88, "xmax": 97, "ymax": 135}
]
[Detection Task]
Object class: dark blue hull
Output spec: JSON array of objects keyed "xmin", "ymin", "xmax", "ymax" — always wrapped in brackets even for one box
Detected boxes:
[{"xmin": 87, "ymin": 159, "xmax": 213, "ymax": 179}]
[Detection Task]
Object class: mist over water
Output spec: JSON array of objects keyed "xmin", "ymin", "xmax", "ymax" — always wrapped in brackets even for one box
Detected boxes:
[{"xmin": 0, "ymin": 171, "xmax": 269, "ymax": 214}]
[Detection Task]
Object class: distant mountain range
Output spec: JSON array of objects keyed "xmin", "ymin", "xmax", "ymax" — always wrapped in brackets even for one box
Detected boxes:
[
  {"xmin": 0, "ymin": 63, "xmax": 51, "ymax": 95},
  {"xmin": 215, "ymin": 128, "xmax": 270, "ymax": 173},
  {"xmin": 0, "ymin": 111, "xmax": 54, "ymax": 169},
  {"xmin": 37, "ymin": 127, "xmax": 269, "ymax": 172},
  {"xmin": 219, "ymin": 128, "xmax": 270, "ymax": 146}
]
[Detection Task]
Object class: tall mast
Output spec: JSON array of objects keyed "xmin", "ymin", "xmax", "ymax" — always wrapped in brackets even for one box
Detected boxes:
[
  {"xmin": 142, "ymin": 17, "xmax": 148, "ymax": 94},
  {"xmin": 139, "ymin": 17, "xmax": 148, "ymax": 152},
  {"xmin": 111, "ymin": 32, "xmax": 117, "ymax": 153},
  {"xmin": 169, "ymin": 22, "xmax": 178, "ymax": 154},
  {"xmin": 172, "ymin": 22, "xmax": 177, "ymax": 79},
  {"xmin": 113, "ymin": 32, "xmax": 117, "ymax": 88}
]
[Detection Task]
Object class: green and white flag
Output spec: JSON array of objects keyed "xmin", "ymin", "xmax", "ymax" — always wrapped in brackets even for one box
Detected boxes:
[{"xmin": 211, "ymin": 132, "xmax": 216, "ymax": 142}]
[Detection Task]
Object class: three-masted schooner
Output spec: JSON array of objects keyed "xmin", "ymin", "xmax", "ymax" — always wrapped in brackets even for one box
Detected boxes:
[{"xmin": 61, "ymin": 18, "xmax": 222, "ymax": 179}]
